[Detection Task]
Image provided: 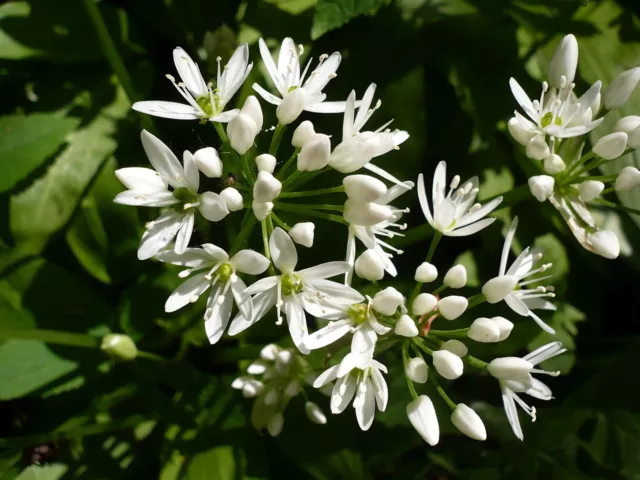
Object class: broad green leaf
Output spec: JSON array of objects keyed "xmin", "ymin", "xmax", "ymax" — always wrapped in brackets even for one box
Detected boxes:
[
  {"xmin": 0, "ymin": 113, "xmax": 80, "ymax": 193},
  {"xmin": 182, "ymin": 445, "xmax": 236, "ymax": 480},
  {"xmin": 265, "ymin": 0, "xmax": 317, "ymax": 15},
  {"xmin": 311, "ymin": 0, "xmax": 391, "ymax": 39},
  {"xmin": 10, "ymin": 82, "xmax": 129, "ymax": 253},
  {"xmin": 0, "ymin": 279, "xmax": 35, "ymax": 329},
  {"xmin": 533, "ymin": 233, "xmax": 569, "ymax": 284},
  {"xmin": 15, "ymin": 464, "xmax": 67, "ymax": 480}
]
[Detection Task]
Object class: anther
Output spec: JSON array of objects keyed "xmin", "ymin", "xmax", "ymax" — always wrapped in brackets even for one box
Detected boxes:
[
  {"xmin": 189, "ymin": 295, "xmax": 199, "ymax": 303},
  {"xmin": 217, "ymin": 295, "xmax": 225, "ymax": 305},
  {"xmin": 179, "ymin": 270, "xmax": 191, "ymax": 278},
  {"xmin": 450, "ymin": 175, "xmax": 461, "ymax": 189}
]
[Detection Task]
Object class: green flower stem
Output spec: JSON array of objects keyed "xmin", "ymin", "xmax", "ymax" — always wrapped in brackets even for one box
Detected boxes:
[
  {"xmin": 577, "ymin": 174, "xmax": 617, "ymax": 182},
  {"xmin": 411, "ymin": 337, "xmax": 434, "ymax": 356},
  {"xmin": 275, "ymin": 148, "xmax": 300, "ymax": 181},
  {"xmin": 214, "ymin": 122, "xmax": 230, "ymax": 145},
  {"xmin": 410, "ymin": 231, "xmax": 443, "ymax": 300},
  {"xmin": 241, "ymin": 153, "xmax": 255, "ymax": 186},
  {"xmin": 230, "ymin": 213, "xmax": 258, "ymax": 254},
  {"xmin": 0, "ymin": 328, "xmax": 100, "ymax": 348},
  {"xmin": 466, "ymin": 293, "xmax": 487, "ymax": 309},
  {"xmin": 281, "ymin": 170, "xmax": 303, "ymax": 190},
  {"xmin": 565, "ymin": 151, "xmax": 596, "ymax": 177},
  {"xmin": 463, "ymin": 355, "xmax": 488, "ymax": 369},
  {"xmin": 594, "ymin": 198, "xmax": 640, "ymax": 216},
  {"xmin": 261, "ymin": 220, "xmax": 277, "ymax": 276},
  {"xmin": 428, "ymin": 368, "xmax": 456, "ymax": 410},
  {"xmin": 429, "ymin": 328, "xmax": 469, "ymax": 339},
  {"xmin": 279, "ymin": 186, "xmax": 345, "ymax": 198},
  {"xmin": 402, "ymin": 341, "xmax": 419, "ymax": 400},
  {"xmin": 289, "ymin": 166, "xmax": 331, "ymax": 191},
  {"xmin": 269, "ymin": 124, "xmax": 286, "ymax": 156},
  {"xmin": 271, "ymin": 212, "xmax": 290, "ymax": 231},
  {"xmin": 277, "ymin": 202, "xmax": 344, "ymax": 212},
  {"xmin": 432, "ymin": 285, "xmax": 446, "ymax": 296},
  {"xmin": 275, "ymin": 203, "xmax": 347, "ymax": 225}
]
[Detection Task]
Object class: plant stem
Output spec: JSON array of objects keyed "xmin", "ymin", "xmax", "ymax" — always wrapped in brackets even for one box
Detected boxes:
[
  {"xmin": 270, "ymin": 212, "xmax": 290, "ymax": 230},
  {"xmin": 279, "ymin": 186, "xmax": 345, "ymax": 198},
  {"xmin": 214, "ymin": 122, "xmax": 229, "ymax": 144},
  {"xmin": 565, "ymin": 151, "xmax": 596, "ymax": 176},
  {"xmin": 463, "ymin": 355, "xmax": 488, "ymax": 369},
  {"xmin": 289, "ymin": 166, "xmax": 331, "ymax": 191},
  {"xmin": 426, "ymin": 231, "xmax": 443, "ymax": 263},
  {"xmin": 0, "ymin": 328, "xmax": 100, "ymax": 348},
  {"xmin": 269, "ymin": 124, "xmax": 286, "ymax": 156},
  {"xmin": 281, "ymin": 170, "xmax": 303, "ymax": 190},
  {"xmin": 276, "ymin": 148, "xmax": 300, "ymax": 180},
  {"xmin": 231, "ymin": 213, "xmax": 258, "ymax": 254},
  {"xmin": 594, "ymin": 198, "xmax": 640, "ymax": 216},
  {"xmin": 466, "ymin": 293, "xmax": 486, "ymax": 309},
  {"xmin": 241, "ymin": 153, "xmax": 255, "ymax": 185},
  {"xmin": 428, "ymin": 370, "xmax": 456, "ymax": 410},
  {"xmin": 261, "ymin": 220, "xmax": 276, "ymax": 276},
  {"xmin": 275, "ymin": 203, "xmax": 347, "ymax": 225},
  {"xmin": 402, "ymin": 341, "xmax": 419, "ymax": 400},
  {"xmin": 429, "ymin": 328, "xmax": 469, "ymax": 339}
]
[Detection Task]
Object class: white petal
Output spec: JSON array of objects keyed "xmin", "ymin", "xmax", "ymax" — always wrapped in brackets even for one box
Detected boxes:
[
  {"xmin": 182, "ymin": 151, "xmax": 200, "ymax": 192},
  {"xmin": 523, "ymin": 341, "xmax": 565, "ymax": 365},
  {"xmin": 231, "ymin": 250, "xmax": 270, "ymax": 275},
  {"xmin": 114, "ymin": 190, "xmax": 177, "ymax": 207},
  {"xmin": 303, "ymin": 52, "xmax": 341, "ymax": 94},
  {"xmin": 370, "ymin": 367, "xmax": 388, "ymax": 411},
  {"xmin": 457, "ymin": 196, "xmax": 503, "ymax": 229},
  {"xmin": 505, "ymin": 294, "xmax": 530, "ymax": 316},
  {"xmin": 306, "ymin": 279, "xmax": 364, "ymax": 304},
  {"xmin": 228, "ymin": 288, "xmax": 277, "ymax": 335},
  {"xmin": 204, "ymin": 286, "xmax": 233, "ymax": 344},
  {"xmin": 115, "ymin": 167, "xmax": 167, "ymax": 193},
  {"xmin": 297, "ymin": 261, "xmax": 351, "ymax": 280},
  {"xmin": 211, "ymin": 109, "xmax": 240, "ymax": 123},
  {"xmin": 140, "ymin": 130, "xmax": 186, "ymax": 189},
  {"xmin": 499, "ymin": 217, "xmax": 519, "ymax": 276},
  {"xmin": 165, "ymin": 273, "xmax": 210, "ymax": 312},
  {"xmin": 258, "ymin": 38, "xmax": 284, "ymax": 94},
  {"xmin": 277, "ymin": 38, "xmax": 300, "ymax": 88},
  {"xmin": 298, "ymin": 294, "xmax": 346, "ymax": 319},
  {"xmin": 342, "ymin": 90, "xmax": 357, "ymax": 140},
  {"xmin": 434, "ymin": 199, "xmax": 457, "ymax": 230},
  {"xmin": 528, "ymin": 311, "xmax": 556, "ymax": 334},
  {"xmin": 284, "ymin": 297, "xmax": 309, "ymax": 354},
  {"xmin": 156, "ymin": 248, "xmax": 215, "ymax": 267},
  {"xmin": 447, "ymin": 218, "xmax": 496, "ymax": 237},
  {"xmin": 304, "ymin": 319, "xmax": 352, "ymax": 350},
  {"xmin": 201, "ymin": 244, "xmax": 230, "ymax": 261},
  {"xmin": 502, "ymin": 386, "xmax": 524, "ymax": 441},
  {"xmin": 220, "ymin": 44, "xmax": 251, "ymax": 102},
  {"xmin": 432, "ymin": 161, "xmax": 447, "ymax": 207},
  {"xmin": 252, "ymin": 83, "xmax": 283, "ymax": 105},
  {"xmin": 526, "ymin": 378, "xmax": 553, "ymax": 400},
  {"xmin": 331, "ymin": 376, "xmax": 356, "ymax": 414},
  {"xmin": 246, "ymin": 276, "xmax": 279, "ymax": 296},
  {"xmin": 313, "ymin": 364, "xmax": 341, "ymax": 388},
  {"xmin": 231, "ymin": 276, "xmax": 253, "ymax": 321},
  {"xmin": 417, "ymin": 173, "xmax": 434, "ymax": 224},
  {"xmin": 173, "ymin": 47, "xmax": 207, "ymax": 97},
  {"xmin": 355, "ymin": 380, "xmax": 376, "ymax": 431},
  {"xmin": 509, "ymin": 77, "xmax": 537, "ymax": 121},
  {"xmin": 553, "ymin": 118, "xmax": 603, "ymax": 138},
  {"xmin": 174, "ymin": 211, "xmax": 195, "ymax": 254},
  {"xmin": 198, "ymin": 192, "xmax": 230, "ymax": 222},
  {"xmin": 269, "ymin": 227, "xmax": 298, "ymax": 273},
  {"xmin": 351, "ymin": 324, "xmax": 377, "ymax": 356},
  {"xmin": 354, "ymin": 84, "xmax": 377, "ymax": 130},
  {"xmin": 305, "ymin": 100, "xmax": 348, "ymax": 113},
  {"xmin": 138, "ymin": 211, "xmax": 184, "ymax": 260},
  {"xmin": 132, "ymin": 101, "xmax": 202, "ymax": 120}
]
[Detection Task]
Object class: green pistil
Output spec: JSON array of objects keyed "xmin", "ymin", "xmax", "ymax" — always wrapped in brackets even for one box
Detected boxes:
[
  {"xmin": 541, "ymin": 112, "xmax": 562, "ymax": 128},
  {"xmin": 281, "ymin": 273, "xmax": 303, "ymax": 296},
  {"xmin": 196, "ymin": 93, "xmax": 222, "ymax": 118},
  {"xmin": 217, "ymin": 263, "xmax": 233, "ymax": 283},
  {"xmin": 172, "ymin": 187, "xmax": 198, "ymax": 211},
  {"xmin": 347, "ymin": 303, "xmax": 369, "ymax": 325},
  {"xmin": 287, "ymin": 85, "xmax": 298, "ymax": 93}
]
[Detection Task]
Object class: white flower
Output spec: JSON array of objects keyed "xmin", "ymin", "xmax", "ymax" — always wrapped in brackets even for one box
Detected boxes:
[
  {"xmin": 496, "ymin": 342, "xmax": 566, "ymax": 440},
  {"xmin": 603, "ymin": 67, "xmax": 640, "ymax": 110},
  {"xmin": 227, "ymin": 228, "xmax": 354, "ymax": 353},
  {"xmin": 543, "ymin": 154, "xmax": 566, "ymax": 174},
  {"xmin": 305, "ymin": 402, "xmax": 327, "ymax": 424},
  {"xmin": 468, "ymin": 317, "xmax": 501, "ymax": 343},
  {"xmin": 578, "ymin": 180, "xmax": 604, "ymax": 202},
  {"xmin": 313, "ymin": 353, "xmax": 388, "ymax": 431},
  {"xmin": 227, "ymin": 96, "xmax": 263, "ymax": 155},
  {"xmin": 253, "ymin": 171, "xmax": 282, "ymax": 202},
  {"xmin": 405, "ymin": 357, "xmax": 428, "ymax": 383},
  {"xmin": 441, "ymin": 339, "xmax": 468, "ymax": 357},
  {"xmin": 437, "ymin": 296, "xmax": 468, "ymax": 320},
  {"xmin": 114, "ymin": 130, "xmax": 229, "ymax": 260},
  {"xmin": 432, "ymin": 350, "xmax": 464, "ymax": 379},
  {"xmin": 255, "ymin": 154, "xmax": 277, "ymax": 173},
  {"xmin": 220, "ymin": 187, "xmax": 244, "ymax": 212},
  {"xmin": 443, "ymin": 265, "xmax": 467, "ymax": 288},
  {"xmin": 548, "ymin": 34, "xmax": 578, "ymax": 88},
  {"xmin": 528, "ymin": 175, "xmax": 555, "ymax": 202},
  {"xmin": 289, "ymin": 222, "xmax": 315, "ymax": 247},
  {"xmin": 407, "ymin": 395, "xmax": 439, "ymax": 445},
  {"xmin": 371, "ymin": 287, "xmax": 404, "ymax": 315},
  {"xmin": 292, "ymin": 120, "xmax": 316, "ymax": 147},
  {"xmin": 417, "ymin": 161, "xmax": 503, "ymax": 237},
  {"xmin": 297, "ymin": 133, "xmax": 331, "ymax": 171},
  {"xmin": 329, "ymin": 84, "xmax": 409, "ymax": 182},
  {"xmin": 482, "ymin": 217, "xmax": 557, "ymax": 334},
  {"xmin": 451, "ymin": 403, "xmax": 486, "ymax": 441},
  {"xmin": 354, "ymin": 249, "xmax": 385, "ymax": 281},
  {"xmin": 133, "ymin": 45, "xmax": 252, "ymax": 122},
  {"xmin": 587, "ymin": 230, "xmax": 620, "ymax": 259},
  {"xmin": 592, "ymin": 132, "xmax": 628, "ymax": 160},
  {"xmin": 394, "ymin": 314, "xmax": 419, "ymax": 337},
  {"xmin": 193, "ymin": 147, "xmax": 222, "ymax": 178},
  {"xmin": 414, "ymin": 262, "xmax": 438, "ymax": 282},
  {"xmin": 412, "ymin": 293, "xmax": 437, "ymax": 316},
  {"xmin": 157, "ymin": 244, "xmax": 269, "ymax": 344},
  {"xmin": 253, "ymin": 38, "xmax": 346, "ymax": 122},
  {"xmin": 615, "ymin": 166, "xmax": 640, "ymax": 191},
  {"xmin": 252, "ymin": 201, "xmax": 274, "ymax": 221},
  {"xmin": 614, "ymin": 116, "xmax": 640, "ymax": 148}
]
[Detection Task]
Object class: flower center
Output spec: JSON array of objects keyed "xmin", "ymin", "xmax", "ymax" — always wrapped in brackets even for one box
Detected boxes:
[
  {"xmin": 281, "ymin": 273, "xmax": 302, "ymax": 296},
  {"xmin": 541, "ymin": 112, "xmax": 562, "ymax": 128},
  {"xmin": 287, "ymin": 85, "xmax": 298, "ymax": 93},
  {"xmin": 347, "ymin": 303, "xmax": 369, "ymax": 325},
  {"xmin": 217, "ymin": 263, "xmax": 234, "ymax": 284},
  {"xmin": 173, "ymin": 187, "xmax": 198, "ymax": 204},
  {"xmin": 196, "ymin": 93, "xmax": 222, "ymax": 117}
]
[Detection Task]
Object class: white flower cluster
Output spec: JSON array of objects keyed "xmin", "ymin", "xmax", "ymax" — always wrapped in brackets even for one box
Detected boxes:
[
  {"xmin": 509, "ymin": 33, "xmax": 640, "ymax": 260},
  {"xmin": 116, "ymin": 38, "xmax": 567, "ymax": 443}
]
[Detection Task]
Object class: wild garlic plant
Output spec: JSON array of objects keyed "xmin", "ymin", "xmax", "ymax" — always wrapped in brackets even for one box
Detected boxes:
[
  {"xmin": 509, "ymin": 34, "xmax": 640, "ymax": 260},
  {"xmin": 115, "ymin": 37, "xmax": 570, "ymax": 443}
]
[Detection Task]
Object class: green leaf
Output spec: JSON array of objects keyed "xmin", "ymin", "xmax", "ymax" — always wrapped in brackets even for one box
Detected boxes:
[
  {"xmin": 311, "ymin": 0, "xmax": 391, "ymax": 39},
  {"xmin": 182, "ymin": 445, "xmax": 236, "ymax": 480},
  {"xmin": 0, "ymin": 113, "xmax": 80, "ymax": 194},
  {"xmin": 15, "ymin": 464, "xmax": 68, "ymax": 480},
  {"xmin": 10, "ymin": 81, "xmax": 130, "ymax": 253},
  {"xmin": 0, "ymin": 279, "xmax": 35, "ymax": 329},
  {"xmin": 533, "ymin": 233, "xmax": 569, "ymax": 284}
]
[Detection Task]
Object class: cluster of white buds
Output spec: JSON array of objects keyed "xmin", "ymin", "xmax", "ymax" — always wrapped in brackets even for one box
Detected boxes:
[{"xmin": 509, "ymin": 33, "xmax": 640, "ymax": 260}]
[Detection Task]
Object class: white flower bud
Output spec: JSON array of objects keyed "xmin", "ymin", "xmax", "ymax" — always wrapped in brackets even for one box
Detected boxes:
[
  {"xmin": 415, "ymin": 262, "xmax": 438, "ymax": 283},
  {"xmin": 193, "ymin": 147, "xmax": 222, "ymax": 178},
  {"xmin": 407, "ymin": 395, "xmax": 439, "ymax": 446},
  {"xmin": 578, "ymin": 180, "xmax": 604, "ymax": 202},
  {"xmin": 241, "ymin": 95, "xmax": 263, "ymax": 132},
  {"xmin": 482, "ymin": 275, "xmax": 517, "ymax": 303},
  {"xmin": 526, "ymin": 135, "xmax": 550, "ymax": 160},
  {"xmin": 247, "ymin": 360, "xmax": 267, "ymax": 375},
  {"xmin": 355, "ymin": 249, "xmax": 385, "ymax": 281},
  {"xmin": 371, "ymin": 287, "xmax": 404, "ymax": 316},
  {"xmin": 492, "ymin": 317, "xmax": 514, "ymax": 341},
  {"xmin": 276, "ymin": 87, "xmax": 307, "ymax": 125},
  {"xmin": 264, "ymin": 389, "xmax": 279, "ymax": 405},
  {"xmin": 297, "ymin": 134, "xmax": 331, "ymax": 171},
  {"xmin": 405, "ymin": 357, "xmax": 429, "ymax": 383},
  {"xmin": 343, "ymin": 199, "xmax": 393, "ymax": 226},
  {"xmin": 437, "ymin": 296, "xmax": 468, "ymax": 320},
  {"xmin": 267, "ymin": 413, "xmax": 284, "ymax": 437},
  {"xmin": 412, "ymin": 293, "xmax": 437, "ymax": 316},
  {"xmin": 508, "ymin": 117, "xmax": 536, "ymax": 145},
  {"xmin": 292, "ymin": 120, "xmax": 316, "ymax": 148},
  {"xmin": 593, "ymin": 132, "xmax": 628, "ymax": 160},
  {"xmin": 443, "ymin": 265, "xmax": 467, "ymax": 288},
  {"xmin": 252, "ymin": 201, "xmax": 274, "ymax": 221},
  {"xmin": 603, "ymin": 67, "xmax": 640, "ymax": 110},
  {"xmin": 285, "ymin": 379, "xmax": 300, "ymax": 397},
  {"xmin": 441, "ymin": 339, "xmax": 468, "ymax": 357},
  {"xmin": 615, "ymin": 116, "xmax": 640, "ymax": 148},
  {"xmin": 528, "ymin": 175, "xmax": 555, "ymax": 202},
  {"xmin": 615, "ymin": 166, "xmax": 640, "ymax": 191},
  {"xmin": 451, "ymin": 403, "xmax": 487, "ymax": 441},
  {"xmin": 253, "ymin": 171, "xmax": 282, "ymax": 202},
  {"xmin": 289, "ymin": 222, "xmax": 315, "ymax": 247},
  {"xmin": 548, "ymin": 34, "xmax": 578, "ymax": 88},
  {"xmin": 587, "ymin": 230, "xmax": 620, "ymax": 259},
  {"xmin": 198, "ymin": 192, "xmax": 230, "ymax": 221},
  {"xmin": 227, "ymin": 113, "xmax": 258, "ymax": 155},
  {"xmin": 488, "ymin": 357, "xmax": 533, "ymax": 383},
  {"xmin": 260, "ymin": 343, "xmax": 280, "ymax": 361},
  {"xmin": 219, "ymin": 187, "xmax": 243, "ymax": 212},
  {"xmin": 543, "ymin": 154, "xmax": 566, "ymax": 174},
  {"xmin": 305, "ymin": 401, "xmax": 327, "ymax": 425},
  {"xmin": 468, "ymin": 317, "xmax": 501, "ymax": 343},
  {"xmin": 432, "ymin": 350, "xmax": 464, "ymax": 380},
  {"xmin": 395, "ymin": 314, "xmax": 419, "ymax": 337},
  {"xmin": 343, "ymin": 175, "xmax": 387, "ymax": 202},
  {"xmin": 255, "ymin": 153, "xmax": 277, "ymax": 173}
]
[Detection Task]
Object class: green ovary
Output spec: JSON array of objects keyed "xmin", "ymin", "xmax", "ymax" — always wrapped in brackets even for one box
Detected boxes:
[
  {"xmin": 172, "ymin": 187, "xmax": 198, "ymax": 210},
  {"xmin": 281, "ymin": 274, "xmax": 303, "ymax": 296},
  {"xmin": 347, "ymin": 303, "xmax": 369, "ymax": 325},
  {"xmin": 541, "ymin": 112, "xmax": 562, "ymax": 128},
  {"xmin": 196, "ymin": 93, "xmax": 222, "ymax": 117},
  {"xmin": 217, "ymin": 263, "xmax": 233, "ymax": 283}
]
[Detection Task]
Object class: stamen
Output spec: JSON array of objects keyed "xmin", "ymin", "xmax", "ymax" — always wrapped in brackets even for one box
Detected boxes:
[
  {"xmin": 189, "ymin": 295, "xmax": 198, "ymax": 303},
  {"xmin": 178, "ymin": 269, "xmax": 192, "ymax": 278},
  {"xmin": 450, "ymin": 175, "xmax": 460, "ymax": 190}
]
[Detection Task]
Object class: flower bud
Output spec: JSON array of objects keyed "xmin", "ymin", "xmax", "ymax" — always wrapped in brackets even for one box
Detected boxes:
[
  {"xmin": 289, "ymin": 222, "xmax": 315, "ymax": 247},
  {"xmin": 492, "ymin": 317, "xmax": 514, "ymax": 341},
  {"xmin": 443, "ymin": 265, "xmax": 467, "ymax": 288},
  {"xmin": 253, "ymin": 171, "xmax": 282, "ymax": 202},
  {"xmin": 482, "ymin": 275, "xmax": 517, "ymax": 303},
  {"xmin": 242, "ymin": 379, "xmax": 264, "ymax": 398},
  {"xmin": 277, "ymin": 87, "xmax": 307, "ymax": 125},
  {"xmin": 548, "ymin": 34, "xmax": 578, "ymax": 88},
  {"xmin": 305, "ymin": 401, "xmax": 327, "ymax": 425},
  {"xmin": 488, "ymin": 357, "xmax": 533, "ymax": 383},
  {"xmin": 441, "ymin": 339, "xmax": 468, "ymax": 357},
  {"xmin": 437, "ymin": 296, "xmax": 468, "ymax": 320},
  {"xmin": 252, "ymin": 201, "xmax": 274, "ymax": 221},
  {"xmin": 407, "ymin": 395, "xmax": 439, "ymax": 446},
  {"xmin": 101, "ymin": 334, "xmax": 138, "ymax": 362},
  {"xmin": 578, "ymin": 180, "xmax": 604, "ymax": 202},
  {"xmin": 593, "ymin": 132, "xmax": 628, "ymax": 160},
  {"xmin": 285, "ymin": 379, "xmax": 300, "ymax": 397},
  {"xmin": 588, "ymin": 230, "xmax": 620, "ymax": 259},
  {"xmin": 432, "ymin": 350, "xmax": 464, "ymax": 379},
  {"xmin": 415, "ymin": 262, "xmax": 438, "ymax": 283},
  {"xmin": 260, "ymin": 343, "xmax": 280, "ymax": 361},
  {"xmin": 543, "ymin": 154, "xmax": 566, "ymax": 174},
  {"xmin": 247, "ymin": 360, "xmax": 267, "ymax": 375},
  {"xmin": 355, "ymin": 249, "xmax": 385, "ymax": 281},
  {"xmin": 292, "ymin": 120, "xmax": 316, "ymax": 148},
  {"xmin": 412, "ymin": 293, "xmax": 437, "ymax": 316},
  {"xmin": 615, "ymin": 166, "xmax": 640, "ymax": 191},
  {"xmin": 405, "ymin": 357, "xmax": 429, "ymax": 383},
  {"xmin": 198, "ymin": 191, "xmax": 230, "ymax": 222},
  {"xmin": 343, "ymin": 199, "xmax": 393, "ymax": 226},
  {"xmin": 343, "ymin": 175, "xmax": 387, "ymax": 202},
  {"xmin": 451, "ymin": 403, "xmax": 487, "ymax": 441},
  {"xmin": 241, "ymin": 95, "xmax": 263, "ymax": 132},
  {"xmin": 528, "ymin": 175, "xmax": 555, "ymax": 202},
  {"xmin": 255, "ymin": 153, "xmax": 277, "ymax": 173},
  {"xmin": 508, "ymin": 117, "xmax": 536, "ymax": 145},
  {"xmin": 193, "ymin": 147, "xmax": 222, "ymax": 178},
  {"xmin": 468, "ymin": 317, "xmax": 501, "ymax": 343},
  {"xmin": 220, "ymin": 187, "xmax": 243, "ymax": 211},
  {"xmin": 297, "ymin": 134, "xmax": 331, "ymax": 171},
  {"xmin": 395, "ymin": 314, "xmax": 419, "ymax": 337},
  {"xmin": 614, "ymin": 116, "xmax": 640, "ymax": 149},
  {"xmin": 526, "ymin": 135, "xmax": 550, "ymax": 160},
  {"xmin": 267, "ymin": 413, "xmax": 284, "ymax": 437},
  {"xmin": 227, "ymin": 113, "xmax": 258, "ymax": 155},
  {"xmin": 371, "ymin": 287, "xmax": 404, "ymax": 316},
  {"xmin": 604, "ymin": 67, "xmax": 640, "ymax": 110}
]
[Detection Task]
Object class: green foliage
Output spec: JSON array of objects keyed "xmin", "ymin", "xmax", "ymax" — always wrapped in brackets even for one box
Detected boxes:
[{"xmin": 311, "ymin": 0, "xmax": 391, "ymax": 39}]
